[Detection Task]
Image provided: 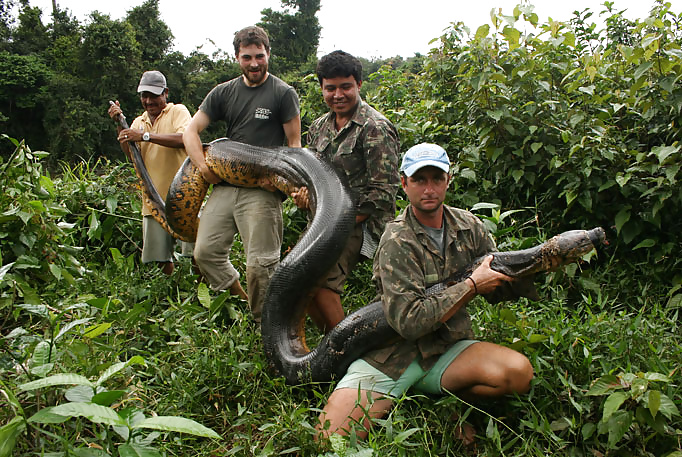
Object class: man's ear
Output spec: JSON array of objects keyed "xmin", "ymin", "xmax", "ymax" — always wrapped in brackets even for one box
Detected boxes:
[{"xmin": 400, "ymin": 174, "xmax": 408, "ymax": 189}]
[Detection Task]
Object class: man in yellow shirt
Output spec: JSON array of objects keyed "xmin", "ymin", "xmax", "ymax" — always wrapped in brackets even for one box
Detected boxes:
[{"xmin": 108, "ymin": 70, "xmax": 193, "ymax": 275}]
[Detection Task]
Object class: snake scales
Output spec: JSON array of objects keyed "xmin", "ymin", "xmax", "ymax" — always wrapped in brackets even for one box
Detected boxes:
[{"xmin": 117, "ymin": 113, "xmax": 605, "ymax": 384}]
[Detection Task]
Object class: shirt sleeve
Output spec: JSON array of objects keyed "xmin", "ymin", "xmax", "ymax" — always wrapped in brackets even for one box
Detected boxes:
[
  {"xmin": 170, "ymin": 104, "xmax": 192, "ymax": 134},
  {"xmin": 198, "ymin": 84, "xmax": 223, "ymax": 122},
  {"xmin": 376, "ymin": 228, "xmax": 469, "ymax": 341},
  {"xmin": 356, "ymin": 119, "xmax": 400, "ymax": 218},
  {"xmin": 279, "ymin": 87, "xmax": 300, "ymax": 124}
]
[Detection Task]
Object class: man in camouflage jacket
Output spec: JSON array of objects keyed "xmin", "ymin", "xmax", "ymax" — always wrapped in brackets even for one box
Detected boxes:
[
  {"xmin": 293, "ymin": 50, "xmax": 400, "ymax": 333},
  {"xmin": 317, "ymin": 143, "xmax": 535, "ymax": 440}
]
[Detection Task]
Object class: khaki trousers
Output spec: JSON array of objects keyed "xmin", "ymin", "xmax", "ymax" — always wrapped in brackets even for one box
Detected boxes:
[{"xmin": 194, "ymin": 185, "xmax": 283, "ymax": 320}]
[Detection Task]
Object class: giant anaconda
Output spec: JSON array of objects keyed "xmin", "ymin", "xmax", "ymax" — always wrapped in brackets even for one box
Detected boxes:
[
  {"xmin": 264, "ymin": 226, "xmax": 605, "ymax": 384},
  {"xmin": 114, "ymin": 111, "xmax": 605, "ymax": 385}
]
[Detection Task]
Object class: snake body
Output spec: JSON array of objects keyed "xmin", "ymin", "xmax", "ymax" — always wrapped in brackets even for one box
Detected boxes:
[
  {"xmin": 118, "ymin": 120, "xmax": 605, "ymax": 385},
  {"xmin": 266, "ymin": 226, "xmax": 606, "ymax": 384}
]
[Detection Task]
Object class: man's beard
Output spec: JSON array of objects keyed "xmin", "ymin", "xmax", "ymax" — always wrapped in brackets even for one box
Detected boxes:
[{"xmin": 243, "ymin": 66, "xmax": 267, "ymax": 85}]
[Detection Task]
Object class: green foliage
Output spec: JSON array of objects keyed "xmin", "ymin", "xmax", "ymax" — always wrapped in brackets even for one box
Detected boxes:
[
  {"xmin": 125, "ymin": 0, "xmax": 173, "ymax": 66},
  {"xmin": 1, "ymin": 2, "xmax": 682, "ymax": 456},
  {"xmin": 0, "ymin": 137, "xmax": 83, "ymax": 310},
  {"xmin": 0, "ymin": 51, "xmax": 50, "ymax": 153},
  {"xmin": 365, "ymin": 1, "xmax": 682, "ymax": 291},
  {"xmin": 585, "ymin": 371, "xmax": 680, "ymax": 449},
  {"xmin": 0, "ymin": 133, "xmax": 680, "ymax": 456},
  {"xmin": 259, "ymin": 0, "xmax": 321, "ymax": 75}
]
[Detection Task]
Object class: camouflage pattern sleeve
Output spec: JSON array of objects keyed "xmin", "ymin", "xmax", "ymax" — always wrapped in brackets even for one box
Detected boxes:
[
  {"xmin": 356, "ymin": 118, "xmax": 400, "ymax": 220},
  {"xmin": 375, "ymin": 222, "xmax": 471, "ymax": 341}
]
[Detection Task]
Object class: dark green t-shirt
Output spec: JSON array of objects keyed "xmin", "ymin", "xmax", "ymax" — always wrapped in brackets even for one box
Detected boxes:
[{"xmin": 199, "ymin": 74, "xmax": 300, "ymax": 147}]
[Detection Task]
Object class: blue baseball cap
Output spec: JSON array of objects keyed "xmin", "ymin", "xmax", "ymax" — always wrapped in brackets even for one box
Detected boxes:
[{"xmin": 400, "ymin": 143, "xmax": 450, "ymax": 177}]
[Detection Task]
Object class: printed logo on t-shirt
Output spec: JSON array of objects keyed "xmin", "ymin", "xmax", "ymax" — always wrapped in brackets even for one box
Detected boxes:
[{"xmin": 255, "ymin": 107, "xmax": 271, "ymax": 120}]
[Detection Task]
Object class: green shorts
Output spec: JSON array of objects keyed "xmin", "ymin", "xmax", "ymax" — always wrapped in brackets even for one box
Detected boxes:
[{"xmin": 335, "ymin": 340, "xmax": 479, "ymax": 397}]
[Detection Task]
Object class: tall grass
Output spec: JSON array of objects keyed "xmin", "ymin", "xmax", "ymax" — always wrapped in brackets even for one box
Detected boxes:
[{"xmin": 0, "ymin": 141, "xmax": 680, "ymax": 456}]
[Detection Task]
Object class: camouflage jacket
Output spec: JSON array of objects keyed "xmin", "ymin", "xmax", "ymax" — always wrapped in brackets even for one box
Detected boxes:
[
  {"xmin": 307, "ymin": 100, "xmax": 400, "ymax": 246},
  {"xmin": 363, "ymin": 204, "xmax": 497, "ymax": 380}
]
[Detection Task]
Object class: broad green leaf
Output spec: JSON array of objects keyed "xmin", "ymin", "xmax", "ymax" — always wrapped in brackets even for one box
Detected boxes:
[
  {"xmin": 650, "ymin": 145, "xmax": 678, "ymax": 163},
  {"xmin": 634, "ymin": 61, "xmax": 653, "ymax": 81},
  {"xmin": 632, "ymin": 239, "xmax": 655, "ymax": 250},
  {"xmin": 581, "ymin": 422, "xmax": 596, "ymax": 440},
  {"xmin": 614, "ymin": 208, "xmax": 630, "ymax": 234},
  {"xmin": 549, "ymin": 417, "xmax": 571, "ymax": 431},
  {"xmin": 96, "ymin": 356, "xmax": 145, "ymax": 386},
  {"xmin": 19, "ymin": 373, "xmax": 94, "ymax": 391},
  {"xmin": 30, "ymin": 363, "xmax": 54, "ymax": 377},
  {"xmin": 530, "ymin": 142, "xmax": 542, "ymax": 153},
  {"xmin": 641, "ymin": 33, "xmax": 659, "ymax": 49},
  {"xmin": 606, "ymin": 410, "xmax": 632, "ymax": 449},
  {"xmin": 587, "ymin": 375, "xmax": 622, "ymax": 396},
  {"xmin": 511, "ymin": 169, "xmax": 523, "ymax": 183},
  {"xmin": 470, "ymin": 202, "xmax": 499, "ymax": 212},
  {"xmin": 15, "ymin": 303, "xmax": 48, "ymax": 316},
  {"xmin": 197, "ymin": 282, "xmax": 211, "ymax": 308},
  {"xmin": 56, "ymin": 318, "xmax": 93, "ymax": 341},
  {"xmin": 655, "ymin": 392, "xmax": 680, "ymax": 419},
  {"xmin": 0, "ymin": 417, "xmax": 26, "ymax": 457},
  {"xmin": 615, "ymin": 173, "xmax": 630, "ymax": 187},
  {"xmin": 119, "ymin": 443, "xmax": 162, "ymax": 457},
  {"xmin": 648, "ymin": 389, "xmax": 661, "ymax": 418},
  {"xmin": 110, "ymin": 248, "xmax": 123, "ymax": 267},
  {"xmin": 527, "ymin": 334, "xmax": 548, "ymax": 344},
  {"xmin": 48, "ymin": 263, "xmax": 61, "ymax": 280},
  {"xmin": 659, "ymin": 75, "xmax": 677, "ymax": 93},
  {"xmin": 0, "ymin": 262, "xmax": 14, "ymax": 282},
  {"xmin": 603, "ymin": 392, "xmax": 628, "ymax": 421},
  {"xmin": 134, "ymin": 416, "xmax": 221, "ymax": 439},
  {"xmin": 630, "ymin": 377, "xmax": 648, "ymax": 398},
  {"xmin": 50, "ymin": 402, "xmax": 125, "ymax": 426},
  {"xmin": 83, "ymin": 322, "xmax": 112, "ymax": 339},
  {"xmin": 474, "ymin": 24, "xmax": 490, "ymax": 41},
  {"xmin": 0, "ymin": 379, "xmax": 23, "ymax": 414},
  {"xmin": 502, "ymin": 26, "xmax": 520, "ymax": 49},
  {"xmin": 65, "ymin": 385, "xmax": 95, "ymax": 402},
  {"xmin": 105, "ymin": 196, "xmax": 118, "ymax": 213},
  {"xmin": 643, "ymin": 372, "xmax": 670, "ymax": 382},
  {"xmin": 92, "ymin": 390, "xmax": 126, "ymax": 406},
  {"xmin": 87, "ymin": 210, "xmax": 100, "ymax": 239},
  {"xmin": 27, "ymin": 406, "xmax": 70, "ymax": 424},
  {"xmin": 32, "ymin": 340, "xmax": 52, "ymax": 366},
  {"xmin": 393, "ymin": 428, "xmax": 419, "ymax": 443}
]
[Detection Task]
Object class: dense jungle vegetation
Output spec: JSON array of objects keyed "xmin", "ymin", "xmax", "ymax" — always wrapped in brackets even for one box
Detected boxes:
[{"xmin": 1, "ymin": 0, "xmax": 681, "ymax": 456}]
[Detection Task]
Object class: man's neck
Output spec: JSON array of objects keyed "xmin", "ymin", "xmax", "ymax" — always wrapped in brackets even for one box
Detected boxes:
[
  {"xmin": 333, "ymin": 100, "xmax": 360, "ymax": 131},
  {"xmin": 412, "ymin": 205, "xmax": 444, "ymax": 229},
  {"xmin": 147, "ymin": 103, "xmax": 167, "ymax": 125}
]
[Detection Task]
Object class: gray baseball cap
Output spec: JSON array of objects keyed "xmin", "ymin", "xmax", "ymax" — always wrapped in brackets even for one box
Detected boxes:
[{"xmin": 137, "ymin": 70, "xmax": 167, "ymax": 95}]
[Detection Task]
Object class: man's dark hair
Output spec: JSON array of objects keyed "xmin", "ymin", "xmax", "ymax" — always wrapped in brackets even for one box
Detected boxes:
[
  {"xmin": 316, "ymin": 50, "xmax": 363, "ymax": 85},
  {"xmin": 233, "ymin": 26, "xmax": 270, "ymax": 55}
]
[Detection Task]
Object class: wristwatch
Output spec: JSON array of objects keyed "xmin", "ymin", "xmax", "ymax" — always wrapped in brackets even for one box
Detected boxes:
[{"xmin": 142, "ymin": 132, "xmax": 150, "ymax": 142}]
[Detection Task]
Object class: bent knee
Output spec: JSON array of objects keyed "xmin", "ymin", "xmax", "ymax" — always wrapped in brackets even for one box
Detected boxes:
[{"xmin": 505, "ymin": 354, "xmax": 533, "ymax": 394}]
